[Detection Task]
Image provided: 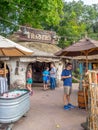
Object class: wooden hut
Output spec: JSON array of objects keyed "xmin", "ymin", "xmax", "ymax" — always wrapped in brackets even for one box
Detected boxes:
[{"xmin": 7, "ymin": 27, "xmax": 71, "ymax": 88}]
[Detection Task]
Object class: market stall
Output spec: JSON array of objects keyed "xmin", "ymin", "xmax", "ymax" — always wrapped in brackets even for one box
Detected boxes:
[
  {"xmin": 55, "ymin": 37, "xmax": 98, "ymax": 129},
  {"xmin": 0, "ymin": 35, "xmax": 33, "ymax": 130},
  {"xmin": 55, "ymin": 38, "xmax": 98, "ymax": 108}
]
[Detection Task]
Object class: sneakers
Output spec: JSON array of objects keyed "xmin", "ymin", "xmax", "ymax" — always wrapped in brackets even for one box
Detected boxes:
[
  {"xmin": 64, "ymin": 105, "xmax": 70, "ymax": 110},
  {"xmin": 64, "ymin": 104, "xmax": 75, "ymax": 110},
  {"xmin": 68, "ymin": 103, "xmax": 75, "ymax": 108},
  {"xmin": 29, "ymin": 90, "xmax": 33, "ymax": 96}
]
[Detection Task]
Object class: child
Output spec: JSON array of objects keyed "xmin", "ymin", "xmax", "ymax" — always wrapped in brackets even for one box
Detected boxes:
[
  {"xmin": 26, "ymin": 69, "xmax": 33, "ymax": 95},
  {"xmin": 42, "ymin": 67, "xmax": 50, "ymax": 90}
]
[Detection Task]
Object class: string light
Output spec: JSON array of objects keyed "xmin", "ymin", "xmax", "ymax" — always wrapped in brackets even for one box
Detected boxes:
[
  {"xmin": 0, "ymin": 16, "xmax": 98, "ymax": 39},
  {"xmin": 0, "ymin": 17, "xmax": 35, "ymax": 30}
]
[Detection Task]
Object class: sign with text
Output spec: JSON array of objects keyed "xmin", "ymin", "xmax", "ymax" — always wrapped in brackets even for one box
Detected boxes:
[{"xmin": 16, "ymin": 27, "xmax": 56, "ymax": 44}]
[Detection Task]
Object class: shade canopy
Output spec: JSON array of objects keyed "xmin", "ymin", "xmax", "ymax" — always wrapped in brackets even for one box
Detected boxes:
[
  {"xmin": 0, "ymin": 35, "xmax": 33, "ymax": 56},
  {"xmin": 55, "ymin": 38, "xmax": 98, "ymax": 57}
]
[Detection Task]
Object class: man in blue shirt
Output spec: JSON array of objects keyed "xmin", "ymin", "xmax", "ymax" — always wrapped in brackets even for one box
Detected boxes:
[{"xmin": 61, "ymin": 63, "xmax": 75, "ymax": 110}]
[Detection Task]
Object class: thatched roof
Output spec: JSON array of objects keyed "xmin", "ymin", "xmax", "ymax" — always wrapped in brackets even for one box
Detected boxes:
[
  {"xmin": 19, "ymin": 42, "xmax": 61, "ymax": 56},
  {"xmin": 55, "ymin": 38, "xmax": 98, "ymax": 56},
  {"xmin": 8, "ymin": 34, "xmax": 61, "ymax": 57},
  {"xmin": 73, "ymin": 55, "xmax": 98, "ymax": 60}
]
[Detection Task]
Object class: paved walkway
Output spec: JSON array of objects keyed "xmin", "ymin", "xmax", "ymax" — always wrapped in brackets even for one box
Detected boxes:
[{"xmin": 13, "ymin": 83, "xmax": 87, "ymax": 130}]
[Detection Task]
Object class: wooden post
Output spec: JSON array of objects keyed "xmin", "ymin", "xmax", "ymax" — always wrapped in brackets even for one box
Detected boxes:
[
  {"xmin": 4, "ymin": 62, "xmax": 6, "ymax": 77},
  {"xmin": 88, "ymin": 70, "xmax": 98, "ymax": 130},
  {"xmin": 86, "ymin": 54, "xmax": 88, "ymax": 71},
  {"xmin": 83, "ymin": 87, "xmax": 87, "ymax": 110}
]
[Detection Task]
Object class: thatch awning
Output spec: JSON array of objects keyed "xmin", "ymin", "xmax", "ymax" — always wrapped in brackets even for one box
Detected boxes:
[
  {"xmin": 18, "ymin": 42, "xmax": 61, "ymax": 56},
  {"xmin": 73, "ymin": 55, "xmax": 98, "ymax": 60},
  {"xmin": 19, "ymin": 57, "xmax": 60, "ymax": 63},
  {"xmin": 55, "ymin": 38, "xmax": 98, "ymax": 56},
  {"xmin": 0, "ymin": 57, "xmax": 9, "ymax": 61},
  {"xmin": 0, "ymin": 35, "xmax": 33, "ymax": 56}
]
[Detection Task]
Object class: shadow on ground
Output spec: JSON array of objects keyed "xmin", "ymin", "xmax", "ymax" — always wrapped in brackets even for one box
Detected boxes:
[{"xmin": 13, "ymin": 83, "xmax": 87, "ymax": 130}]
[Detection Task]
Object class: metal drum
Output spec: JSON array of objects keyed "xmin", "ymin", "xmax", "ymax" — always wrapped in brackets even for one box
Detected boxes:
[{"xmin": 0, "ymin": 89, "xmax": 30, "ymax": 124}]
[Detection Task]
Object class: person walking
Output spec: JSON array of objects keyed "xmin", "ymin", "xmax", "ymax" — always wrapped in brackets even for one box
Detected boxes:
[
  {"xmin": 50, "ymin": 63, "xmax": 56, "ymax": 90},
  {"xmin": 42, "ymin": 67, "xmax": 50, "ymax": 90},
  {"xmin": 61, "ymin": 63, "xmax": 75, "ymax": 110},
  {"xmin": 26, "ymin": 68, "xmax": 33, "ymax": 96}
]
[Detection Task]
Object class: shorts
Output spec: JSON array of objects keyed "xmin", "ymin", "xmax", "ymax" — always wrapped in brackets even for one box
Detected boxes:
[
  {"xmin": 64, "ymin": 86, "xmax": 72, "ymax": 95},
  {"xmin": 43, "ymin": 79, "xmax": 49, "ymax": 84},
  {"xmin": 27, "ymin": 78, "xmax": 33, "ymax": 84}
]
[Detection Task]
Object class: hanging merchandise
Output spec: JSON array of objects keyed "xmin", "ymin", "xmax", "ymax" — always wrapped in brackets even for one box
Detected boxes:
[
  {"xmin": 79, "ymin": 63, "xmax": 83, "ymax": 74},
  {"xmin": 0, "ymin": 77, "xmax": 8, "ymax": 94}
]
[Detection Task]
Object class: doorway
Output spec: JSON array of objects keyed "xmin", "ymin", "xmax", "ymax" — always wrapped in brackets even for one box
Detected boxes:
[{"xmin": 27, "ymin": 61, "xmax": 50, "ymax": 83}]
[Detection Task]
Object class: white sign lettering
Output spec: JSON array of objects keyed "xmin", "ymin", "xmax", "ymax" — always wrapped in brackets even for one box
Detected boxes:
[{"xmin": 27, "ymin": 32, "xmax": 51, "ymax": 41}]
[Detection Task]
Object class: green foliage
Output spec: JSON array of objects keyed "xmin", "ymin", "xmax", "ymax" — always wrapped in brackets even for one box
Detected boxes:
[
  {"xmin": 72, "ymin": 68, "xmax": 80, "ymax": 83},
  {"xmin": 57, "ymin": 1, "xmax": 98, "ymax": 48},
  {"xmin": 0, "ymin": 0, "xmax": 63, "ymax": 35},
  {"xmin": 1, "ymin": 0, "xmax": 98, "ymax": 46}
]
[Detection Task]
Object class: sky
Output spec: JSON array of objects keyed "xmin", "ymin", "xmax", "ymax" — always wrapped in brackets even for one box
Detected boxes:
[{"xmin": 65, "ymin": 0, "xmax": 98, "ymax": 5}]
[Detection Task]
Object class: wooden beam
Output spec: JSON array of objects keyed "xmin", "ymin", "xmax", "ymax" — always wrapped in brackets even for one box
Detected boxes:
[{"xmin": 4, "ymin": 62, "xmax": 6, "ymax": 77}]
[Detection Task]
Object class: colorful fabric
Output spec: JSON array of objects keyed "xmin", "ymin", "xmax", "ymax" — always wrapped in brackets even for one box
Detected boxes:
[
  {"xmin": 79, "ymin": 63, "xmax": 83, "ymax": 74},
  {"xmin": 27, "ymin": 78, "xmax": 33, "ymax": 84}
]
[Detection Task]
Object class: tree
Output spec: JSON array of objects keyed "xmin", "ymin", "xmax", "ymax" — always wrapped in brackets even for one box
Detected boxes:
[
  {"xmin": 0, "ymin": 0, "xmax": 63, "ymax": 35},
  {"xmin": 57, "ymin": 1, "xmax": 98, "ymax": 48},
  {"xmin": 57, "ymin": 1, "xmax": 86, "ymax": 48},
  {"xmin": 82, "ymin": 4, "xmax": 98, "ymax": 39}
]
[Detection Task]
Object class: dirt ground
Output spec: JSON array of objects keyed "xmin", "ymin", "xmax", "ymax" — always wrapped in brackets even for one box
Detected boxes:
[{"xmin": 13, "ymin": 83, "xmax": 87, "ymax": 130}]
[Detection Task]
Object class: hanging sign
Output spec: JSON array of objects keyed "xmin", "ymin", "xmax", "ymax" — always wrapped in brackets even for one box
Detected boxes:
[{"xmin": 16, "ymin": 27, "xmax": 56, "ymax": 44}]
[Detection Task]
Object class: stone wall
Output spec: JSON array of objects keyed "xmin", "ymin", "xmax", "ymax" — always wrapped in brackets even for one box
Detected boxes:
[
  {"xmin": 5, "ymin": 57, "xmax": 66, "ymax": 89},
  {"xmin": 6, "ymin": 58, "xmax": 28, "ymax": 89},
  {"xmin": 55, "ymin": 60, "xmax": 64, "ymax": 87}
]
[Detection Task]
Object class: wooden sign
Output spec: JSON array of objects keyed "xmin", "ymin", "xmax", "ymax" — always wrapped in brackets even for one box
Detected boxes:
[{"xmin": 15, "ymin": 27, "xmax": 56, "ymax": 44}]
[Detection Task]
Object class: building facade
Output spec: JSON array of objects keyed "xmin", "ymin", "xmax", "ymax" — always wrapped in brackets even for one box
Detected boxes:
[{"xmin": 4, "ymin": 27, "xmax": 70, "ymax": 88}]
